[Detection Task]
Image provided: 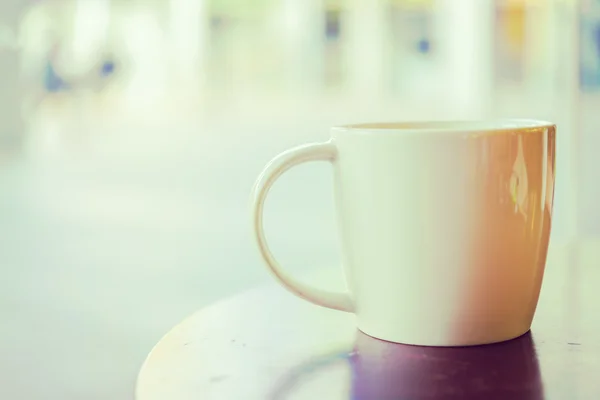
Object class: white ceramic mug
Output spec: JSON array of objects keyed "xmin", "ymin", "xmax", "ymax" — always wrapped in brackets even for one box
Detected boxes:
[{"xmin": 252, "ymin": 120, "xmax": 556, "ymax": 346}]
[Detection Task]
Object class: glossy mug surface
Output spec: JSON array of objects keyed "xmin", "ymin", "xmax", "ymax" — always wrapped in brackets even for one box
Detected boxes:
[{"xmin": 251, "ymin": 120, "xmax": 556, "ymax": 346}]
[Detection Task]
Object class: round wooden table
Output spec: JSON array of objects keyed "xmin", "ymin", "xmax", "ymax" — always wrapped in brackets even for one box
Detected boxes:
[{"xmin": 136, "ymin": 241, "xmax": 600, "ymax": 400}]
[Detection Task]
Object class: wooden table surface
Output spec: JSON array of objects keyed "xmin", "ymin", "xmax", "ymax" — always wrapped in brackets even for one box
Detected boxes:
[{"xmin": 136, "ymin": 241, "xmax": 600, "ymax": 400}]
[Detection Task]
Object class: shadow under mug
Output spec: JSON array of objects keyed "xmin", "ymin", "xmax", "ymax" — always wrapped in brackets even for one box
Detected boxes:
[{"xmin": 270, "ymin": 332, "xmax": 543, "ymax": 400}]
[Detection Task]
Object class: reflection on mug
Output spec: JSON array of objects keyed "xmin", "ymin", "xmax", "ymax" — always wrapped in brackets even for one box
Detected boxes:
[
  {"xmin": 270, "ymin": 331, "xmax": 543, "ymax": 400},
  {"xmin": 351, "ymin": 331, "xmax": 543, "ymax": 400},
  {"xmin": 510, "ymin": 136, "xmax": 529, "ymax": 218}
]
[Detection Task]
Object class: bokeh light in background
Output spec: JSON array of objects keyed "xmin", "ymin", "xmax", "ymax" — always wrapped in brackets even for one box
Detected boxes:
[{"xmin": 0, "ymin": 0, "xmax": 596, "ymax": 398}]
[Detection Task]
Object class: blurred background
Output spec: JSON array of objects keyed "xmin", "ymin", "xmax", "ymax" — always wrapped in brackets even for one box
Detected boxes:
[{"xmin": 0, "ymin": 0, "xmax": 595, "ymax": 398}]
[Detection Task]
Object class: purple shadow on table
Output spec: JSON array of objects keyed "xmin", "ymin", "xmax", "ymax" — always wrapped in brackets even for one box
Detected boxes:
[{"xmin": 270, "ymin": 331, "xmax": 543, "ymax": 400}]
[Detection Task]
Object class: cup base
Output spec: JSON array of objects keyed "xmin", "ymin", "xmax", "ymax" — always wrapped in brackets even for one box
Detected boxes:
[{"xmin": 357, "ymin": 325, "xmax": 532, "ymax": 347}]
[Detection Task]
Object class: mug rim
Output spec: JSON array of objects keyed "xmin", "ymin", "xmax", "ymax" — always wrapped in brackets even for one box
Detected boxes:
[{"xmin": 331, "ymin": 119, "xmax": 555, "ymax": 135}]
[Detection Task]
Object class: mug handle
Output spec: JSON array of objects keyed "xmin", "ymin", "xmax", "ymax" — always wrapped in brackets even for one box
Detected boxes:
[{"xmin": 251, "ymin": 141, "xmax": 354, "ymax": 313}]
